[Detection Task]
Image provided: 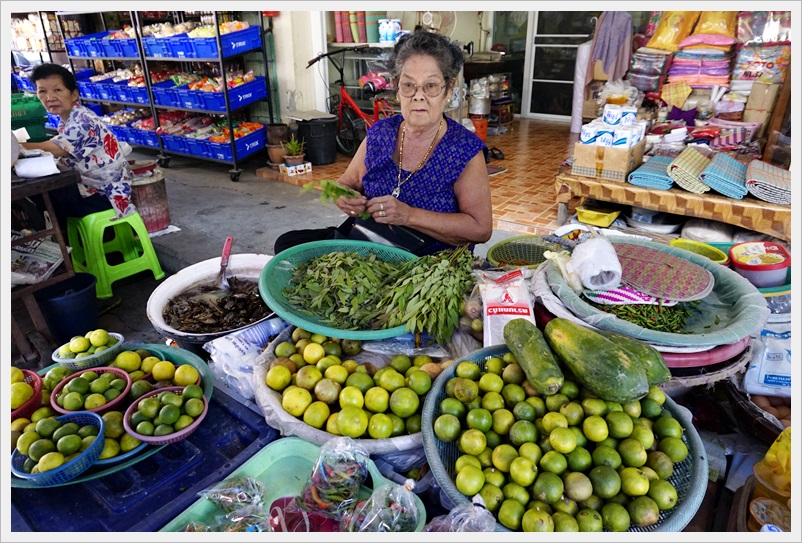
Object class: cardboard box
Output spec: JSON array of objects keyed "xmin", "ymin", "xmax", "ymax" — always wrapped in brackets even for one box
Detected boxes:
[
  {"xmin": 571, "ymin": 139, "xmax": 646, "ymax": 182},
  {"xmin": 592, "ymin": 59, "xmax": 610, "ymax": 81},
  {"xmin": 743, "ymin": 82, "xmax": 780, "ymax": 139},
  {"xmin": 583, "ymin": 80, "xmax": 606, "ymax": 120},
  {"xmin": 279, "ymin": 162, "xmax": 313, "ymax": 176}
]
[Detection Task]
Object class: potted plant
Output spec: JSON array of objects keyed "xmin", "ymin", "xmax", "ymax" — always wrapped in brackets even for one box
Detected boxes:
[{"xmin": 282, "ymin": 134, "xmax": 306, "ymax": 165}]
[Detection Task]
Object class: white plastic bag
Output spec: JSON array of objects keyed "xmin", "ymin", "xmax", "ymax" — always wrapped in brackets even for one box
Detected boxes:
[
  {"xmin": 742, "ymin": 319, "xmax": 791, "ymax": 398},
  {"xmin": 476, "ymin": 268, "xmax": 536, "ymax": 346},
  {"xmin": 566, "ymin": 236, "xmax": 622, "ymax": 291}
]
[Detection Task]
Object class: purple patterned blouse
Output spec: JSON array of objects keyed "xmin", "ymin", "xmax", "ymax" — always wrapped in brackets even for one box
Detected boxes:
[{"xmin": 53, "ymin": 105, "xmax": 135, "ymax": 218}]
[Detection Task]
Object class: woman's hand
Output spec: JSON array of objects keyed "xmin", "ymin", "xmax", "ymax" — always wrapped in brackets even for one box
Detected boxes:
[
  {"xmin": 336, "ymin": 194, "xmax": 367, "ymax": 218},
  {"xmin": 367, "ymin": 196, "xmax": 408, "ymax": 224}
]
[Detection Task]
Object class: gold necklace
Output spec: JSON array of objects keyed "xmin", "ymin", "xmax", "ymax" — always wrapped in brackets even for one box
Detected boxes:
[{"xmin": 393, "ymin": 118, "xmax": 443, "ymax": 198}]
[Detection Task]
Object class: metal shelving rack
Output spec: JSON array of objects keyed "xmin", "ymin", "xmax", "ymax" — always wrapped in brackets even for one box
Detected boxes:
[
  {"xmin": 11, "ymin": 11, "xmax": 68, "ymax": 91},
  {"xmin": 55, "ymin": 10, "xmax": 274, "ymax": 182}
]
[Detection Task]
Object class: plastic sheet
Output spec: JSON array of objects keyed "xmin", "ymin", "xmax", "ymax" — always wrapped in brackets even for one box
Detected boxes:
[
  {"xmin": 542, "ymin": 238, "xmax": 770, "ymax": 347},
  {"xmin": 736, "ymin": 11, "xmax": 792, "ymax": 44}
]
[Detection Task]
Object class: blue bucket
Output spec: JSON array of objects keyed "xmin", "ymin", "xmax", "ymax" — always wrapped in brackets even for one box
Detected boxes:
[{"xmin": 34, "ymin": 273, "xmax": 98, "ymax": 345}]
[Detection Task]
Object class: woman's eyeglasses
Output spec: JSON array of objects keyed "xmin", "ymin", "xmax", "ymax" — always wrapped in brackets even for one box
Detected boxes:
[{"xmin": 397, "ymin": 81, "xmax": 447, "ymax": 98}]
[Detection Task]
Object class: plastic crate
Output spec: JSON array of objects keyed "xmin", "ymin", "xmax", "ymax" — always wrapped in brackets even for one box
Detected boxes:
[
  {"xmin": 202, "ymin": 77, "xmax": 267, "ymax": 112},
  {"xmin": 84, "ymin": 102, "xmax": 103, "ymax": 116},
  {"xmin": 175, "ymin": 85, "xmax": 203, "ymax": 110},
  {"xmin": 76, "ymin": 80, "xmax": 98, "ymax": 100},
  {"xmin": 10, "ymin": 386, "xmax": 280, "ymax": 532},
  {"xmin": 11, "ymin": 94, "xmax": 46, "ymax": 123},
  {"xmin": 109, "ymin": 36, "xmax": 139, "ymax": 57},
  {"xmin": 207, "ymin": 127, "xmax": 266, "ymax": 162},
  {"xmin": 164, "ymin": 34, "xmax": 190, "ymax": 58},
  {"xmin": 106, "ymin": 124, "xmax": 127, "ymax": 142},
  {"xmin": 82, "ymin": 31, "xmax": 114, "ymax": 57},
  {"xmin": 151, "ymin": 82, "xmax": 179, "ymax": 107},
  {"xmin": 12, "ymin": 72, "xmax": 37, "ymax": 92},
  {"xmin": 65, "ymin": 35, "xmax": 86, "ymax": 57},
  {"xmin": 128, "ymin": 85, "xmax": 151, "ymax": 104},
  {"xmin": 138, "ymin": 129, "xmax": 160, "ymax": 148},
  {"xmin": 184, "ymin": 137, "xmax": 211, "ymax": 158},
  {"xmin": 159, "ymin": 437, "xmax": 427, "ymax": 532},
  {"xmin": 115, "ymin": 83, "xmax": 135, "ymax": 103},
  {"xmin": 160, "ymin": 133, "xmax": 189, "ymax": 154},
  {"xmin": 100, "ymin": 38, "xmax": 118, "ymax": 57},
  {"xmin": 97, "ymin": 80, "xmax": 126, "ymax": 101},
  {"xmin": 142, "ymin": 36, "xmax": 169, "ymax": 58},
  {"xmin": 74, "ymin": 68, "xmax": 94, "ymax": 80},
  {"xmin": 187, "ymin": 25, "xmax": 261, "ymax": 58}
]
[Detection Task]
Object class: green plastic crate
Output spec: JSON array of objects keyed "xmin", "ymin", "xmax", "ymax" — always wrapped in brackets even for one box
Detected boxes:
[
  {"xmin": 160, "ymin": 436, "xmax": 427, "ymax": 532},
  {"xmin": 12, "ymin": 93, "xmax": 49, "ymax": 142}
]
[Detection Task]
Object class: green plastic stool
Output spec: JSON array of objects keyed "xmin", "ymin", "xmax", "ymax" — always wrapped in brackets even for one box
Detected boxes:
[{"xmin": 66, "ymin": 210, "xmax": 165, "ymax": 299}]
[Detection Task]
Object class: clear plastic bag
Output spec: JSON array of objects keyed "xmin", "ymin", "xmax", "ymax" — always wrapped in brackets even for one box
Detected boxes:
[
  {"xmin": 216, "ymin": 503, "xmax": 273, "ymax": 532},
  {"xmin": 181, "ymin": 521, "xmax": 213, "ymax": 532},
  {"xmin": 197, "ymin": 476, "xmax": 267, "ymax": 514},
  {"xmin": 297, "ymin": 436, "xmax": 370, "ymax": 519},
  {"xmin": 425, "ymin": 494, "xmax": 497, "ymax": 532},
  {"xmin": 342, "ymin": 479, "xmax": 419, "ymax": 532}
]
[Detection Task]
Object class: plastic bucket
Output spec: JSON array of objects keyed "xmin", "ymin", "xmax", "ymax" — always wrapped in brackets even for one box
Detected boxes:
[
  {"xmin": 34, "ymin": 273, "xmax": 98, "ymax": 345},
  {"xmin": 297, "ymin": 118, "xmax": 337, "ymax": 165},
  {"xmin": 470, "ymin": 115, "xmax": 488, "ymax": 141}
]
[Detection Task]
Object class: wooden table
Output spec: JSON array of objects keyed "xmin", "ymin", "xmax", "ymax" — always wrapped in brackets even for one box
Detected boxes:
[
  {"xmin": 555, "ymin": 172, "xmax": 792, "ymax": 243},
  {"xmin": 11, "ymin": 169, "xmax": 81, "ymax": 364}
]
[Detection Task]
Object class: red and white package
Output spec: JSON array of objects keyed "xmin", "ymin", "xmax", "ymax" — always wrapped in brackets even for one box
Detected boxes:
[{"xmin": 477, "ymin": 269, "xmax": 536, "ymax": 346}]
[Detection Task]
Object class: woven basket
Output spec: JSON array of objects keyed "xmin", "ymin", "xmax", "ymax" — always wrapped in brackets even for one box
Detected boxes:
[
  {"xmin": 51, "ymin": 333, "xmax": 125, "ymax": 370},
  {"xmin": 258, "ymin": 240, "xmax": 417, "ymax": 340},
  {"xmin": 486, "ymin": 235, "xmax": 561, "ymax": 268},
  {"xmin": 723, "ymin": 378, "xmax": 783, "ymax": 446},
  {"xmin": 421, "ymin": 345, "xmax": 709, "ymax": 533},
  {"xmin": 11, "ymin": 411, "xmax": 105, "ymax": 487},
  {"xmin": 11, "ymin": 370, "xmax": 43, "ymax": 421}
]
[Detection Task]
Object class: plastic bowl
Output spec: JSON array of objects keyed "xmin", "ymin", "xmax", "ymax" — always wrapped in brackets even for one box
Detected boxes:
[
  {"xmin": 11, "ymin": 411, "xmax": 105, "ymax": 487},
  {"xmin": 11, "ymin": 370, "xmax": 43, "ymax": 421},
  {"xmin": 50, "ymin": 367, "xmax": 132, "ymax": 415},
  {"xmin": 51, "ymin": 333, "xmax": 125, "ymax": 370},
  {"xmin": 669, "ymin": 239, "xmax": 729, "ymax": 265},
  {"xmin": 123, "ymin": 386, "xmax": 209, "ymax": 446},
  {"xmin": 421, "ymin": 344, "xmax": 709, "ymax": 532},
  {"xmin": 729, "ymin": 241, "xmax": 791, "ymax": 288}
]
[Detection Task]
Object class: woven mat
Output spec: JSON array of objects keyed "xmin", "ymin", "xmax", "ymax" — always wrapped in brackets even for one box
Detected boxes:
[
  {"xmin": 613, "ymin": 242, "xmax": 715, "ymax": 301},
  {"xmin": 667, "ymin": 147, "xmax": 712, "ymax": 194}
]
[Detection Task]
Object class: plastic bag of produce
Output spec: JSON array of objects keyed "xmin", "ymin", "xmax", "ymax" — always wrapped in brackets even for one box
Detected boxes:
[
  {"xmin": 341, "ymin": 479, "xmax": 419, "ymax": 532},
  {"xmin": 475, "ymin": 268, "xmax": 536, "ymax": 346},
  {"xmin": 216, "ymin": 503, "xmax": 273, "ymax": 532},
  {"xmin": 197, "ymin": 476, "xmax": 268, "ymax": 513},
  {"xmin": 425, "ymin": 494, "xmax": 496, "ymax": 532},
  {"xmin": 296, "ymin": 436, "xmax": 370, "ymax": 520}
]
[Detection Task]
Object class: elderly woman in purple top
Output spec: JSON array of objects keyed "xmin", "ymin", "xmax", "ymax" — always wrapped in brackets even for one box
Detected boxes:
[{"xmin": 274, "ymin": 30, "xmax": 492, "ymax": 255}]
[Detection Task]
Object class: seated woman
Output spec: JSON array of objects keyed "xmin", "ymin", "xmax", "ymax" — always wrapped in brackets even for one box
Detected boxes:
[
  {"xmin": 21, "ymin": 63, "xmax": 135, "ymax": 230},
  {"xmin": 274, "ymin": 30, "xmax": 492, "ymax": 256}
]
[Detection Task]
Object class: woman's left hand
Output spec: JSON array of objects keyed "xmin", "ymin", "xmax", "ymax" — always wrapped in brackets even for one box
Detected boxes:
[{"xmin": 368, "ymin": 196, "xmax": 406, "ymax": 224}]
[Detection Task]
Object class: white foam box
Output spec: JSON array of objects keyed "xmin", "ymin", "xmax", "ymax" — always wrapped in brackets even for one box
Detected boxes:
[{"xmin": 279, "ymin": 162, "xmax": 313, "ymax": 176}]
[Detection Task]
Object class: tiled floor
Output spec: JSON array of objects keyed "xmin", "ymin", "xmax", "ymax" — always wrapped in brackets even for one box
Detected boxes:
[{"xmin": 259, "ymin": 118, "xmax": 578, "ymax": 235}]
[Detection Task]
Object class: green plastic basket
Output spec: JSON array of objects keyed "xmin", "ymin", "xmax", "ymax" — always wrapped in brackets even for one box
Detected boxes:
[
  {"xmin": 159, "ymin": 436, "xmax": 427, "ymax": 532},
  {"xmin": 259, "ymin": 240, "xmax": 417, "ymax": 340},
  {"xmin": 421, "ymin": 345, "xmax": 709, "ymax": 533},
  {"xmin": 486, "ymin": 235, "xmax": 561, "ymax": 267}
]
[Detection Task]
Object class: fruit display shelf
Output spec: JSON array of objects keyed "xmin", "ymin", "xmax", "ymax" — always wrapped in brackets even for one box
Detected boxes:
[
  {"xmin": 420, "ymin": 345, "xmax": 709, "ymax": 533},
  {"xmin": 11, "ymin": 386, "xmax": 279, "ymax": 532}
]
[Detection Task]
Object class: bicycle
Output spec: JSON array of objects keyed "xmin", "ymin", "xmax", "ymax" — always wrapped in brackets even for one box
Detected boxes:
[{"xmin": 307, "ymin": 44, "xmax": 396, "ymax": 157}]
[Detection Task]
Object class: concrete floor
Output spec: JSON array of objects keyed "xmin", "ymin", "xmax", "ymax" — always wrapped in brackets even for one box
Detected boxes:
[{"xmin": 16, "ymin": 147, "xmax": 520, "ymax": 367}]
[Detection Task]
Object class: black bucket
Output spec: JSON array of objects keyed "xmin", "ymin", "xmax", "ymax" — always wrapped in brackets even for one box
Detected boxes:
[
  {"xmin": 297, "ymin": 118, "xmax": 337, "ymax": 165},
  {"xmin": 34, "ymin": 272, "xmax": 98, "ymax": 345}
]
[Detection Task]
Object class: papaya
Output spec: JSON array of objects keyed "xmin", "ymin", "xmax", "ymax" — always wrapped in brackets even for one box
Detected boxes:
[
  {"xmin": 503, "ymin": 318, "xmax": 564, "ymax": 395},
  {"xmin": 595, "ymin": 329, "xmax": 672, "ymax": 386},
  {"xmin": 543, "ymin": 318, "xmax": 648, "ymax": 404}
]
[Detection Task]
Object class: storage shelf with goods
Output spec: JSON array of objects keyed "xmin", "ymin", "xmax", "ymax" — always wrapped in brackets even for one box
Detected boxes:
[
  {"xmin": 10, "ymin": 11, "xmax": 75, "ymax": 92},
  {"xmin": 56, "ymin": 10, "xmax": 274, "ymax": 181}
]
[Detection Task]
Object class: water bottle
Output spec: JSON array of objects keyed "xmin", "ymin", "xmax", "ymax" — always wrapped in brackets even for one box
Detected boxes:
[{"xmin": 378, "ymin": 19, "xmax": 391, "ymax": 42}]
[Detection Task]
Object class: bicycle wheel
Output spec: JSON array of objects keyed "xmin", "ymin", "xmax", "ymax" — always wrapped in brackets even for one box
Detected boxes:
[{"xmin": 336, "ymin": 107, "xmax": 366, "ymax": 157}]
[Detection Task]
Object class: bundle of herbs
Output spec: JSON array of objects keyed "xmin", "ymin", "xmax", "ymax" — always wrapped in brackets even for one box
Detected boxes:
[
  {"xmin": 281, "ymin": 246, "xmax": 476, "ymax": 345},
  {"xmin": 586, "ymin": 299, "xmax": 702, "ymax": 334},
  {"xmin": 302, "ymin": 179, "xmax": 371, "ymax": 220}
]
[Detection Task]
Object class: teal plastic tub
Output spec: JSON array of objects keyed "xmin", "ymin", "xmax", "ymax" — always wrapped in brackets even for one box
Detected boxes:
[{"xmin": 160, "ymin": 436, "xmax": 427, "ymax": 532}]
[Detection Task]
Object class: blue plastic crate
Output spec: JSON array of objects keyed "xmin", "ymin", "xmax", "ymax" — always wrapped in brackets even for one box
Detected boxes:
[
  {"xmin": 138, "ymin": 129, "xmax": 160, "ymax": 148},
  {"xmin": 175, "ymin": 85, "xmax": 203, "ymax": 110},
  {"xmin": 82, "ymin": 31, "xmax": 113, "ymax": 57},
  {"xmin": 208, "ymin": 127, "xmax": 266, "ymax": 162},
  {"xmin": 84, "ymin": 102, "xmax": 103, "ymax": 116},
  {"xmin": 97, "ymin": 80, "xmax": 126, "ymax": 101},
  {"xmin": 128, "ymin": 85, "xmax": 150, "ymax": 104},
  {"xmin": 202, "ymin": 77, "xmax": 267, "ymax": 112},
  {"xmin": 185, "ymin": 137, "xmax": 211, "ymax": 158},
  {"xmin": 76, "ymin": 80, "xmax": 97, "ymax": 100},
  {"xmin": 160, "ymin": 134, "xmax": 188, "ymax": 154},
  {"xmin": 10, "ymin": 386, "xmax": 281, "ymax": 532},
  {"xmin": 65, "ymin": 36, "xmax": 85, "ymax": 57},
  {"xmin": 164, "ymin": 34, "xmax": 189, "ymax": 58},
  {"xmin": 47, "ymin": 112, "xmax": 62, "ymax": 128},
  {"xmin": 111, "ymin": 37, "xmax": 139, "ymax": 57},
  {"xmin": 13, "ymin": 72, "xmax": 37, "ymax": 92},
  {"xmin": 142, "ymin": 35, "xmax": 169, "ymax": 58},
  {"xmin": 101, "ymin": 38, "xmax": 119, "ymax": 57},
  {"xmin": 74, "ymin": 68, "xmax": 94, "ymax": 80},
  {"xmin": 115, "ymin": 83, "xmax": 135, "ymax": 103},
  {"xmin": 151, "ymin": 83, "xmax": 179, "ymax": 107},
  {"xmin": 188, "ymin": 25, "xmax": 261, "ymax": 58}
]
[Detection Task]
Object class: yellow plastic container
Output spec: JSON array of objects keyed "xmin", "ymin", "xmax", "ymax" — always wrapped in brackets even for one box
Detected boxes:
[
  {"xmin": 576, "ymin": 205, "xmax": 621, "ymax": 227},
  {"xmin": 670, "ymin": 238, "xmax": 729, "ymax": 265}
]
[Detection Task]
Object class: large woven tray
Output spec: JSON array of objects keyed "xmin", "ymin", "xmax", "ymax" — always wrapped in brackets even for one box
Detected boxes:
[
  {"xmin": 542, "ymin": 238, "xmax": 770, "ymax": 347},
  {"xmin": 421, "ymin": 345, "xmax": 709, "ymax": 533}
]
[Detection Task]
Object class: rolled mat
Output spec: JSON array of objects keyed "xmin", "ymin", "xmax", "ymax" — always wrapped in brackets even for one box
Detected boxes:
[
  {"xmin": 366, "ymin": 11, "xmax": 384, "ymax": 43},
  {"xmin": 628, "ymin": 155, "xmax": 675, "ymax": 190},
  {"xmin": 745, "ymin": 160, "xmax": 792, "ymax": 205},
  {"xmin": 340, "ymin": 12, "xmax": 353, "ymax": 43},
  {"xmin": 357, "ymin": 11, "xmax": 368, "ymax": 43},
  {"xmin": 699, "ymin": 153, "xmax": 749, "ymax": 199},
  {"xmin": 349, "ymin": 11, "xmax": 360, "ymax": 43},
  {"xmin": 334, "ymin": 11, "xmax": 344, "ymax": 43},
  {"xmin": 668, "ymin": 147, "xmax": 712, "ymax": 194}
]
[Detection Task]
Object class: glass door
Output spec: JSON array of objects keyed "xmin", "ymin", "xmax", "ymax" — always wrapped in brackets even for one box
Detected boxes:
[{"xmin": 522, "ymin": 11, "xmax": 600, "ymax": 119}]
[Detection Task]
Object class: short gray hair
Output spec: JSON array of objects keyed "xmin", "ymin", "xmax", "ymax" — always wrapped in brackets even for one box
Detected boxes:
[{"xmin": 391, "ymin": 30, "xmax": 464, "ymax": 84}]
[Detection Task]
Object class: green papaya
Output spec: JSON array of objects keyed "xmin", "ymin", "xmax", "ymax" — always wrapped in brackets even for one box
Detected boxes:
[{"xmin": 503, "ymin": 318, "xmax": 564, "ymax": 395}]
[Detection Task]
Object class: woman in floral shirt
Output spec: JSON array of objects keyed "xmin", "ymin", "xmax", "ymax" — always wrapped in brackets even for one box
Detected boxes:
[{"xmin": 21, "ymin": 63, "xmax": 135, "ymax": 228}]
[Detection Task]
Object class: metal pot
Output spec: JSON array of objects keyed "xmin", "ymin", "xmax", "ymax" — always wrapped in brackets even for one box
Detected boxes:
[{"xmin": 468, "ymin": 96, "xmax": 491, "ymax": 115}]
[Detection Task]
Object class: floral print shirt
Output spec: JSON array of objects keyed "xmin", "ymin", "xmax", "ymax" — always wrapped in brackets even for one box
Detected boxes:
[{"xmin": 52, "ymin": 105, "xmax": 135, "ymax": 218}]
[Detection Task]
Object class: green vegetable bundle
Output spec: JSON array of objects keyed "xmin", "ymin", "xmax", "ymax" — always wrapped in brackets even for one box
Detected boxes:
[{"xmin": 302, "ymin": 179, "xmax": 371, "ymax": 220}]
